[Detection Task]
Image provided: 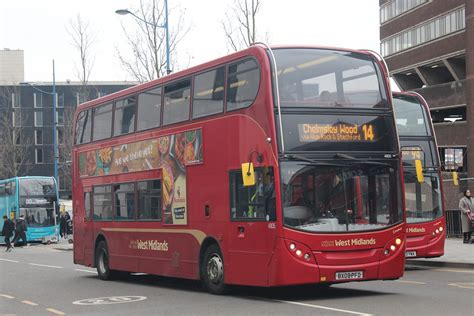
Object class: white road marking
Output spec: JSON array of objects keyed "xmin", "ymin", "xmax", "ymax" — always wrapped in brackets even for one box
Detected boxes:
[
  {"xmin": 29, "ymin": 263, "xmax": 62, "ymax": 269},
  {"xmin": 272, "ymin": 299, "xmax": 373, "ymax": 316},
  {"xmin": 448, "ymin": 282, "xmax": 474, "ymax": 289},
  {"xmin": 434, "ymin": 268, "xmax": 474, "ymax": 274},
  {"xmin": 46, "ymin": 308, "xmax": 66, "ymax": 315},
  {"xmin": 21, "ymin": 300, "xmax": 39, "ymax": 306},
  {"xmin": 74, "ymin": 269, "xmax": 97, "ymax": 274},
  {"xmin": 395, "ymin": 280, "xmax": 426, "ymax": 285},
  {"xmin": 0, "ymin": 294, "xmax": 15, "ymax": 299},
  {"xmin": 0, "ymin": 258, "xmax": 19, "ymax": 263}
]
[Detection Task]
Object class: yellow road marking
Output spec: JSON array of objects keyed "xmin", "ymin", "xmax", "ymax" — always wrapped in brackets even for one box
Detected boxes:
[
  {"xmin": 46, "ymin": 308, "xmax": 66, "ymax": 315},
  {"xmin": 21, "ymin": 300, "xmax": 39, "ymax": 306},
  {"xmin": 0, "ymin": 294, "xmax": 15, "ymax": 299},
  {"xmin": 395, "ymin": 280, "xmax": 426, "ymax": 284}
]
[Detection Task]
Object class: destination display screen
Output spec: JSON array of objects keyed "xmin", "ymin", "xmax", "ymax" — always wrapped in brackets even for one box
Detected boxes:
[
  {"xmin": 298, "ymin": 123, "xmax": 376, "ymax": 142},
  {"xmin": 280, "ymin": 114, "xmax": 396, "ymax": 152},
  {"xmin": 401, "ymin": 146, "xmax": 424, "ymax": 162},
  {"xmin": 400, "ymin": 140, "xmax": 437, "ymax": 167}
]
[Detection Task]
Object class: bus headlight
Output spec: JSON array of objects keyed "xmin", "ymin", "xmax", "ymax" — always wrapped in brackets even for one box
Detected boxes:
[
  {"xmin": 395, "ymin": 238, "xmax": 402, "ymax": 245},
  {"xmin": 285, "ymin": 239, "xmax": 316, "ymax": 264}
]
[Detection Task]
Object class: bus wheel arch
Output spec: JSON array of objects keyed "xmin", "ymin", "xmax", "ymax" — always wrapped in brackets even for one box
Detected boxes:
[{"xmin": 199, "ymin": 238, "xmax": 227, "ymax": 295}]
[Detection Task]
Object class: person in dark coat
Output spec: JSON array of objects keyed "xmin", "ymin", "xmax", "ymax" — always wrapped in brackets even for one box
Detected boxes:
[
  {"xmin": 59, "ymin": 213, "xmax": 67, "ymax": 240},
  {"xmin": 2, "ymin": 215, "xmax": 15, "ymax": 251},
  {"xmin": 12, "ymin": 214, "xmax": 28, "ymax": 246},
  {"xmin": 459, "ymin": 189, "xmax": 473, "ymax": 244}
]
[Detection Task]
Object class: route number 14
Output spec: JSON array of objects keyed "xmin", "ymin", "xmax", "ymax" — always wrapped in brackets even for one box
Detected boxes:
[{"xmin": 362, "ymin": 124, "xmax": 374, "ymax": 141}]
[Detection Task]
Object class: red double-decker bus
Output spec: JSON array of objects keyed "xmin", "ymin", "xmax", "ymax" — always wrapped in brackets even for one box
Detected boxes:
[
  {"xmin": 72, "ymin": 44, "xmax": 405, "ymax": 294},
  {"xmin": 393, "ymin": 91, "xmax": 445, "ymax": 258}
]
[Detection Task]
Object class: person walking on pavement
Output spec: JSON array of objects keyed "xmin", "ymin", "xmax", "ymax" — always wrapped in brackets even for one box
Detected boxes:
[
  {"xmin": 2, "ymin": 215, "xmax": 15, "ymax": 251},
  {"xmin": 12, "ymin": 214, "xmax": 28, "ymax": 247},
  {"xmin": 59, "ymin": 213, "xmax": 67, "ymax": 240},
  {"xmin": 459, "ymin": 189, "xmax": 473, "ymax": 244}
]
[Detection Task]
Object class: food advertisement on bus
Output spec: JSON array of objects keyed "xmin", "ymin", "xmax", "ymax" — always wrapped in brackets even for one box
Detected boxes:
[{"xmin": 78, "ymin": 129, "xmax": 203, "ymax": 225}]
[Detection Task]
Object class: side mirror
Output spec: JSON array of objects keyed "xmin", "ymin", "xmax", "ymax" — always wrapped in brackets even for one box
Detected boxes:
[
  {"xmin": 415, "ymin": 159, "xmax": 424, "ymax": 183},
  {"xmin": 241, "ymin": 162, "xmax": 256, "ymax": 187}
]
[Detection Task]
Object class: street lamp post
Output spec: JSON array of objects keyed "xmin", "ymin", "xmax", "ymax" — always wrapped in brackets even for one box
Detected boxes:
[
  {"xmin": 116, "ymin": 0, "xmax": 171, "ymax": 74},
  {"xmin": 20, "ymin": 60, "xmax": 58, "ymax": 187}
]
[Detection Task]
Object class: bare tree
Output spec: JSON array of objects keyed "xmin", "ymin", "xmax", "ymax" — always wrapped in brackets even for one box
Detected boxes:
[
  {"xmin": 222, "ymin": 0, "xmax": 267, "ymax": 52},
  {"xmin": 0, "ymin": 87, "xmax": 32, "ymax": 178},
  {"xmin": 117, "ymin": 0, "xmax": 190, "ymax": 82},
  {"xmin": 67, "ymin": 14, "xmax": 96, "ymax": 101},
  {"xmin": 57, "ymin": 106, "xmax": 75, "ymax": 193}
]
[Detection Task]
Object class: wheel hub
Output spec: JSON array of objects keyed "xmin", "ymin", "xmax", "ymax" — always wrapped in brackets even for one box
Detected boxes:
[{"xmin": 207, "ymin": 254, "xmax": 223, "ymax": 284}]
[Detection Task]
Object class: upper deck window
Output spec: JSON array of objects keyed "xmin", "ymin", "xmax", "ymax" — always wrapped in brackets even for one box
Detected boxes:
[
  {"xmin": 227, "ymin": 59, "xmax": 260, "ymax": 111},
  {"xmin": 114, "ymin": 97, "xmax": 136, "ymax": 136},
  {"xmin": 163, "ymin": 79, "xmax": 191, "ymax": 126},
  {"xmin": 274, "ymin": 49, "xmax": 387, "ymax": 109},
  {"xmin": 393, "ymin": 95, "xmax": 431, "ymax": 136},
  {"xmin": 74, "ymin": 109, "xmax": 92, "ymax": 144},
  {"xmin": 137, "ymin": 87, "xmax": 162, "ymax": 131},
  {"xmin": 92, "ymin": 103, "xmax": 113, "ymax": 141},
  {"xmin": 192, "ymin": 67, "xmax": 225, "ymax": 118}
]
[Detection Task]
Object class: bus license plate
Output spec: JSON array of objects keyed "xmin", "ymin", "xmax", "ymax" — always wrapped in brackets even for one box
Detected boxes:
[
  {"xmin": 405, "ymin": 251, "xmax": 417, "ymax": 257},
  {"xmin": 335, "ymin": 271, "xmax": 363, "ymax": 280}
]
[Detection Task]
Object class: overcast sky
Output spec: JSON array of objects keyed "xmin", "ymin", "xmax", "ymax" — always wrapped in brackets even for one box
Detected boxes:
[{"xmin": 0, "ymin": 0, "xmax": 381, "ymax": 82}]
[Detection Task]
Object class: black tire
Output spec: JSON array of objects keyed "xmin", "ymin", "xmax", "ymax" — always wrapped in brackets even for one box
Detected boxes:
[
  {"xmin": 95, "ymin": 240, "xmax": 118, "ymax": 280},
  {"xmin": 201, "ymin": 244, "xmax": 227, "ymax": 295}
]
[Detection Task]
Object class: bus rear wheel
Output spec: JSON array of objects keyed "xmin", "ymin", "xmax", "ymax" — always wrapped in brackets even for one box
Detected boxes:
[
  {"xmin": 202, "ymin": 244, "xmax": 226, "ymax": 295},
  {"xmin": 96, "ymin": 240, "xmax": 118, "ymax": 280}
]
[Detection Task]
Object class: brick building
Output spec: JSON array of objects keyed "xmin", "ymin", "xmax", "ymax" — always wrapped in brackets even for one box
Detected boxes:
[{"xmin": 379, "ymin": 0, "xmax": 473, "ymax": 209}]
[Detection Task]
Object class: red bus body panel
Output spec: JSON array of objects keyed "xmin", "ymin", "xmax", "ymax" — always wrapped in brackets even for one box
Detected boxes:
[{"xmin": 73, "ymin": 45, "xmax": 405, "ymax": 288}]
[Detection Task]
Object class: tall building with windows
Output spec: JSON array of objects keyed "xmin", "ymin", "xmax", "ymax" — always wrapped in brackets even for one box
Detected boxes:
[
  {"xmin": 380, "ymin": 0, "xmax": 473, "ymax": 209},
  {"xmin": 0, "ymin": 82, "xmax": 135, "ymax": 197}
]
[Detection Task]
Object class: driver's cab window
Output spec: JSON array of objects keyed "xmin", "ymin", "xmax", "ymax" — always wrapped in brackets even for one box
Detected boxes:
[{"xmin": 230, "ymin": 167, "xmax": 275, "ymax": 221}]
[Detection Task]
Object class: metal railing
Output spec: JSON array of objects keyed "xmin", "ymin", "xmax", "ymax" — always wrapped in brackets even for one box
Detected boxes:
[{"xmin": 445, "ymin": 209, "xmax": 463, "ymax": 237}]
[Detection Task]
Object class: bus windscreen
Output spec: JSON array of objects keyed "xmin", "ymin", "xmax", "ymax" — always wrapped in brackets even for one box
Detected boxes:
[
  {"xmin": 273, "ymin": 48, "xmax": 387, "ymax": 109},
  {"xmin": 280, "ymin": 161, "xmax": 403, "ymax": 232},
  {"xmin": 394, "ymin": 94, "xmax": 432, "ymax": 137},
  {"xmin": 18, "ymin": 178, "xmax": 57, "ymax": 228},
  {"xmin": 19, "ymin": 178, "xmax": 56, "ymax": 196}
]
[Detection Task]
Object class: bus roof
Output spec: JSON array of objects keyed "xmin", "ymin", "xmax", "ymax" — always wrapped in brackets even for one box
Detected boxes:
[{"xmin": 74, "ymin": 44, "xmax": 380, "ymax": 115}]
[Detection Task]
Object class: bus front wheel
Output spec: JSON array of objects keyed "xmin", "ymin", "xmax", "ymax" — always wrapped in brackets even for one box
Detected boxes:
[
  {"xmin": 96, "ymin": 241, "xmax": 117, "ymax": 280},
  {"xmin": 202, "ymin": 244, "xmax": 226, "ymax": 295}
]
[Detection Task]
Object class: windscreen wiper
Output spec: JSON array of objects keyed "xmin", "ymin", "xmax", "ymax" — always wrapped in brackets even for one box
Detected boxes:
[
  {"xmin": 284, "ymin": 154, "xmax": 346, "ymax": 167},
  {"xmin": 334, "ymin": 153, "xmax": 392, "ymax": 167}
]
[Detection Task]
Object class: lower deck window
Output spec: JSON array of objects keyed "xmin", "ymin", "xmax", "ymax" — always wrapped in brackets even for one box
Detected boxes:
[
  {"xmin": 137, "ymin": 180, "xmax": 161, "ymax": 220},
  {"xmin": 93, "ymin": 185, "xmax": 113, "ymax": 220}
]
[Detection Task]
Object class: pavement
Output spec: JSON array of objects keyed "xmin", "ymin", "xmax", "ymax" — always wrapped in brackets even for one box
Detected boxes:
[
  {"xmin": 51, "ymin": 236, "xmax": 474, "ymax": 269},
  {"xmin": 406, "ymin": 237, "xmax": 474, "ymax": 269}
]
